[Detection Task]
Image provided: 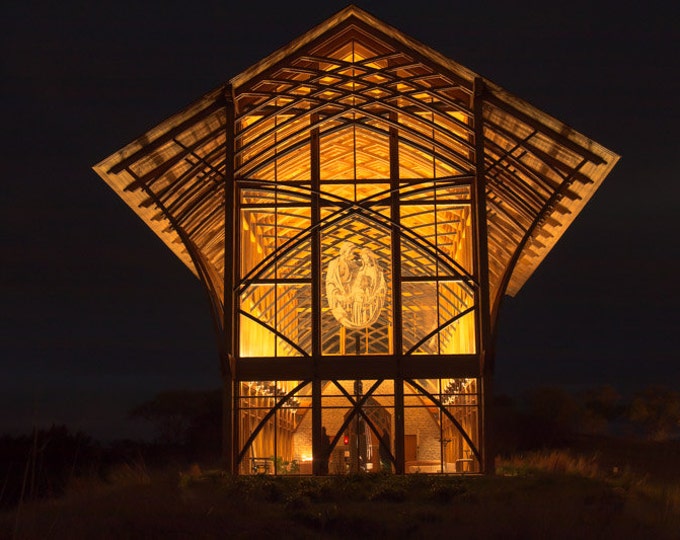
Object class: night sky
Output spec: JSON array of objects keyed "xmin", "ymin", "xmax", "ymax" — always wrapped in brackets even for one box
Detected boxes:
[{"xmin": 2, "ymin": 1, "xmax": 678, "ymax": 441}]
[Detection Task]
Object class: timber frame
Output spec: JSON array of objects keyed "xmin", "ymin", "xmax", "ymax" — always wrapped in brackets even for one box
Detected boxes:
[{"xmin": 94, "ymin": 6, "xmax": 618, "ymax": 475}]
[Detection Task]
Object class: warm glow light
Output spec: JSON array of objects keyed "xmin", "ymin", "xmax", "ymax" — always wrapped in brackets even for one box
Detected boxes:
[
  {"xmin": 94, "ymin": 5, "xmax": 618, "ymax": 479},
  {"xmin": 231, "ymin": 21, "xmax": 487, "ymax": 475}
]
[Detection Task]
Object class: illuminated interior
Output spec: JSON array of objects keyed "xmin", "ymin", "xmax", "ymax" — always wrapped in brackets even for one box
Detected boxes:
[
  {"xmin": 239, "ymin": 378, "xmax": 478, "ymax": 475},
  {"xmin": 94, "ymin": 6, "xmax": 619, "ymax": 475},
  {"xmin": 233, "ymin": 33, "xmax": 481, "ymax": 473}
]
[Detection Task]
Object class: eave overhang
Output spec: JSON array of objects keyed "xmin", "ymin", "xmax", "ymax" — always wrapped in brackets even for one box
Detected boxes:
[{"xmin": 93, "ymin": 5, "xmax": 619, "ymax": 314}]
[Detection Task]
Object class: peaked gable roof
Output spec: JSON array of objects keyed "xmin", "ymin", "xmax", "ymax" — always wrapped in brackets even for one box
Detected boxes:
[{"xmin": 94, "ymin": 5, "xmax": 619, "ymax": 319}]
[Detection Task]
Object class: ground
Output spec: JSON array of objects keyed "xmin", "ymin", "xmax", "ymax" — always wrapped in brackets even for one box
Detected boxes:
[{"xmin": 3, "ymin": 443, "xmax": 679, "ymax": 539}]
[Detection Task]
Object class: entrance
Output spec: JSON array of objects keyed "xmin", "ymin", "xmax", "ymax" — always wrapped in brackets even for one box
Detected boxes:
[{"xmin": 336, "ymin": 394, "xmax": 392, "ymax": 473}]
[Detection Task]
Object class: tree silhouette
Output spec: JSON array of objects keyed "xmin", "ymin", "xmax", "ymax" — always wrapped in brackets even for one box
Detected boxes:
[
  {"xmin": 629, "ymin": 386, "xmax": 680, "ymax": 441},
  {"xmin": 129, "ymin": 389, "xmax": 221, "ymax": 459},
  {"xmin": 521, "ymin": 387, "xmax": 581, "ymax": 447},
  {"xmin": 579, "ymin": 385, "xmax": 623, "ymax": 435}
]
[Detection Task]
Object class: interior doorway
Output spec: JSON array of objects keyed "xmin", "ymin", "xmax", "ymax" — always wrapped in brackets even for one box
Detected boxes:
[
  {"xmin": 404, "ymin": 434, "xmax": 417, "ymax": 463},
  {"xmin": 340, "ymin": 395, "xmax": 392, "ymax": 473}
]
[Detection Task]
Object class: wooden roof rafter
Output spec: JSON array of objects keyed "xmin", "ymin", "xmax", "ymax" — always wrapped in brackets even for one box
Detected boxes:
[
  {"xmin": 236, "ymin": 62, "xmax": 467, "ymax": 144},
  {"xmin": 484, "ymin": 116, "xmax": 592, "ymax": 190},
  {"xmin": 93, "ymin": 5, "xmax": 618, "ymax": 315}
]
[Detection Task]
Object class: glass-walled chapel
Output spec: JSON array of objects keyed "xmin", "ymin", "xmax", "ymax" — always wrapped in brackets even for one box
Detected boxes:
[{"xmin": 94, "ymin": 7, "xmax": 618, "ymax": 476}]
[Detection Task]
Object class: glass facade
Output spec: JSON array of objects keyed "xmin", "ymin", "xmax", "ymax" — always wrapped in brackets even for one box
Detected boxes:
[
  {"xmin": 233, "ymin": 35, "xmax": 481, "ymax": 474},
  {"xmin": 95, "ymin": 6, "xmax": 619, "ymax": 479},
  {"xmin": 237, "ymin": 378, "xmax": 479, "ymax": 475}
]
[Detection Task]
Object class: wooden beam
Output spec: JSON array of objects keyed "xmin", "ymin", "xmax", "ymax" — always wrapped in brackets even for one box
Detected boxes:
[
  {"xmin": 471, "ymin": 77, "xmax": 494, "ymax": 475},
  {"xmin": 222, "ymin": 86, "xmax": 236, "ymax": 475},
  {"xmin": 109, "ymin": 99, "xmax": 223, "ymax": 174},
  {"xmin": 484, "ymin": 93, "xmax": 605, "ymax": 165}
]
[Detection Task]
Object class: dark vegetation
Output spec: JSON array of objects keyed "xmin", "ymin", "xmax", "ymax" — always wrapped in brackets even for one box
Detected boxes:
[
  {"xmin": 0, "ymin": 391, "xmax": 223, "ymax": 513},
  {"xmin": 1, "ymin": 384, "xmax": 679, "ymax": 538},
  {"xmin": 3, "ymin": 458, "xmax": 680, "ymax": 539}
]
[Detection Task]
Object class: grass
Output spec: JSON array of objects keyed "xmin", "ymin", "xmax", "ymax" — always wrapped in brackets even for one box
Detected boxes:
[{"xmin": 2, "ymin": 448, "xmax": 679, "ymax": 539}]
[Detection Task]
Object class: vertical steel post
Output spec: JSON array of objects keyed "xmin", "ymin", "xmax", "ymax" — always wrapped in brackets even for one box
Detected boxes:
[
  {"xmin": 471, "ymin": 77, "xmax": 494, "ymax": 474},
  {"xmin": 222, "ymin": 86, "xmax": 236, "ymax": 474},
  {"xmin": 310, "ymin": 113, "xmax": 323, "ymax": 475},
  {"xmin": 389, "ymin": 112, "xmax": 405, "ymax": 474}
]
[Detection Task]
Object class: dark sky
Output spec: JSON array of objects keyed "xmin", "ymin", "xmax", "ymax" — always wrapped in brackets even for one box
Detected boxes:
[{"xmin": 2, "ymin": 1, "xmax": 678, "ymax": 440}]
